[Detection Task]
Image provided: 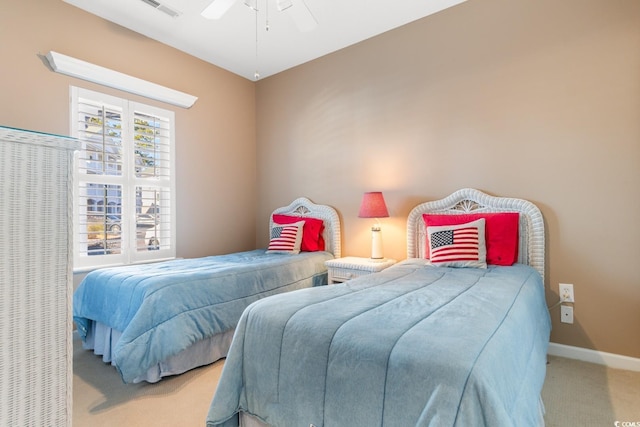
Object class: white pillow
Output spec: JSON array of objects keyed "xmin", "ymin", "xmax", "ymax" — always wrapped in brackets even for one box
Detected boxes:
[
  {"xmin": 427, "ymin": 218, "xmax": 487, "ymax": 268},
  {"xmin": 266, "ymin": 220, "xmax": 305, "ymax": 254}
]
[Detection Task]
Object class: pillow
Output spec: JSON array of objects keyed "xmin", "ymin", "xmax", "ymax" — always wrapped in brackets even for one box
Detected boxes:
[
  {"xmin": 272, "ymin": 214, "xmax": 325, "ymax": 252},
  {"xmin": 266, "ymin": 221, "xmax": 305, "ymax": 254},
  {"xmin": 427, "ymin": 219, "xmax": 487, "ymax": 268},
  {"xmin": 422, "ymin": 213, "xmax": 519, "ymax": 265}
]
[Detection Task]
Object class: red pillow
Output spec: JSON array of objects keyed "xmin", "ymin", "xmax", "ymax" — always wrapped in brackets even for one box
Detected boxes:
[
  {"xmin": 272, "ymin": 214, "xmax": 325, "ymax": 252},
  {"xmin": 422, "ymin": 213, "xmax": 519, "ymax": 265}
]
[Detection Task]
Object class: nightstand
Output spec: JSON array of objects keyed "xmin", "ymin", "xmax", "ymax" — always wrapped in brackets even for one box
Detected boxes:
[{"xmin": 325, "ymin": 257, "xmax": 396, "ymax": 284}]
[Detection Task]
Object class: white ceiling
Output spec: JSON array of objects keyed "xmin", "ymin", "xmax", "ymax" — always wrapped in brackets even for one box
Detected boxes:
[{"xmin": 62, "ymin": 0, "xmax": 467, "ymax": 81}]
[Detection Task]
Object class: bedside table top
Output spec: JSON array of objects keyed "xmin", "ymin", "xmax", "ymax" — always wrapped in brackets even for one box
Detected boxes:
[{"xmin": 325, "ymin": 256, "xmax": 396, "ymax": 272}]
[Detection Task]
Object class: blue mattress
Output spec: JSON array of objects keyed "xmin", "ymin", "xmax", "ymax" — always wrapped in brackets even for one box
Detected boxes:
[
  {"xmin": 73, "ymin": 249, "xmax": 332, "ymax": 383},
  {"xmin": 206, "ymin": 259, "xmax": 551, "ymax": 427}
]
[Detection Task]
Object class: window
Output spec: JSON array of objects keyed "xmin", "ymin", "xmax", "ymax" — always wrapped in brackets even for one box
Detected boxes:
[{"xmin": 71, "ymin": 87, "xmax": 175, "ymax": 270}]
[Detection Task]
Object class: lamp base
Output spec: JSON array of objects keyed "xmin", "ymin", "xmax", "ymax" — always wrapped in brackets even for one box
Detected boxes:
[{"xmin": 370, "ymin": 227, "xmax": 384, "ymax": 260}]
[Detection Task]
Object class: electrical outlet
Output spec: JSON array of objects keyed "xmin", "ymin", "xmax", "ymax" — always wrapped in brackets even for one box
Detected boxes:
[
  {"xmin": 559, "ymin": 283, "xmax": 574, "ymax": 303},
  {"xmin": 560, "ymin": 305, "xmax": 574, "ymax": 324}
]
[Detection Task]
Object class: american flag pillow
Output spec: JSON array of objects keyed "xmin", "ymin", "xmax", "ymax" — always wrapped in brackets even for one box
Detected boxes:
[
  {"xmin": 426, "ymin": 218, "xmax": 487, "ymax": 268},
  {"xmin": 266, "ymin": 221, "xmax": 305, "ymax": 254}
]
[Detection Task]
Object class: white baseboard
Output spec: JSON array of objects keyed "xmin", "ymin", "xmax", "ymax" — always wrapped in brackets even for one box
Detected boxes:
[{"xmin": 548, "ymin": 342, "xmax": 640, "ymax": 372}]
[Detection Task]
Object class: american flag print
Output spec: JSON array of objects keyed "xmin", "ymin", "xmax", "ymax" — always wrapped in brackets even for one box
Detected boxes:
[
  {"xmin": 430, "ymin": 226, "xmax": 479, "ymax": 263},
  {"xmin": 267, "ymin": 223, "xmax": 302, "ymax": 253}
]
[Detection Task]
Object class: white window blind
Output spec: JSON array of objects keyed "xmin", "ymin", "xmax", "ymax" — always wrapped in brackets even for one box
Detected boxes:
[{"xmin": 71, "ymin": 87, "xmax": 176, "ymax": 270}]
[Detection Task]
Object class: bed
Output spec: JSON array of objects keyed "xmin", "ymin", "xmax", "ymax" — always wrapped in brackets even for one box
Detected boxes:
[
  {"xmin": 73, "ymin": 197, "xmax": 341, "ymax": 384},
  {"xmin": 206, "ymin": 188, "xmax": 551, "ymax": 427}
]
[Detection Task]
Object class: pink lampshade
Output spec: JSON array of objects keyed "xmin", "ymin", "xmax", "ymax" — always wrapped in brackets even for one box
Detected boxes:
[{"xmin": 358, "ymin": 192, "xmax": 389, "ymax": 218}]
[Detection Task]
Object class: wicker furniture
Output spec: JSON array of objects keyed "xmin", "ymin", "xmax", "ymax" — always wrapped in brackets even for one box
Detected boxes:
[
  {"xmin": 207, "ymin": 188, "xmax": 550, "ymax": 427},
  {"xmin": 75, "ymin": 197, "xmax": 343, "ymax": 383},
  {"xmin": 325, "ymin": 256, "xmax": 396, "ymax": 284},
  {"xmin": 0, "ymin": 126, "xmax": 79, "ymax": 426},
  {"xmin": 407, "ymin": 188, "xmax": 545, "ymax": 281}
]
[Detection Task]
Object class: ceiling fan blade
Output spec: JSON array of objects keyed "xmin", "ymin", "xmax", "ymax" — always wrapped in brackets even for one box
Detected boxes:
[
  {"xmin": 201, "ymin": 0, "xmax": 237, "ymax": 19},
  {"xmin": 243, "ymin": 0, "xmax": 258, "ymax": 11},
  {"xmin": 286, "ymin": 0, "xmax": 318, "ymax": 32},
  {"xmin": 277, "ymin": 0, "xmax": 293, "ymax": 11}
]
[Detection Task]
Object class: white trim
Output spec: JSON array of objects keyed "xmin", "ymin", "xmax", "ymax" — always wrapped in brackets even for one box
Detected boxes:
[
  {"xmin": 46, "ymin": 51, "xmax": 198, "ymax": 109},
  {"xmin": 548, "ymin": 343, "xmax": 640, "ymax": 372},
  {"xmin": 70, "ymin": 86, "xmax": 177, "ymax": 270}
]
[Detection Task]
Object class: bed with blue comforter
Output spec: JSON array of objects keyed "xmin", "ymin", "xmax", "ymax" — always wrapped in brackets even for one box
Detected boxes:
[
  {"xmin": 206, "ymin": 260, "xmax": 551, "ymax": 427},
  {"xmin": 74, "ymin": 197, "xmax": 341, "ymax": 383},
  {"xmin": 206, "ymin": 189, "xmax": 551, "ymax": 427}
]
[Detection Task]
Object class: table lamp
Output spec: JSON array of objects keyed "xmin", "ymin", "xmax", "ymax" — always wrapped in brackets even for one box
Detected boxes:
[{"xmin": 358, "ymin": 191, "xmax": 389, "ymax": 260}]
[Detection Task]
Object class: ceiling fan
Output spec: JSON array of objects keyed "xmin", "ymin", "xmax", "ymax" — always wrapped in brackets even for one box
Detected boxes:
[{"xmin": 201, "ymin": 0, "xmax": 318, "ymax": 32}]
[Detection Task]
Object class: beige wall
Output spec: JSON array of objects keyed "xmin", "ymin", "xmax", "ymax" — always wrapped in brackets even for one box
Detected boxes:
[
  {"xmin": 0, "ymin": 0, "xmax": 258, "ymax": 262},
  {"xmin": 256, "ymin": 0, "xmax": 640, "ymax": 358},
  {"xmin": 1, "ymin": 0, "xmax": 638, "ymax": 359}
]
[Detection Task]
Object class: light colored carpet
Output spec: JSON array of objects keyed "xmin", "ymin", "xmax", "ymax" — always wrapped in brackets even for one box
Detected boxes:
[
  {"xmin": 73, "ymin": 333, "xmax": 224, "ymax": 427},
  {"xmin": 542, "ymin": 355, "xmax": 640, "ymax": 426},
  {"xmin": 73, "ymin": 334, "xmax": 640, "ymax": 426}
]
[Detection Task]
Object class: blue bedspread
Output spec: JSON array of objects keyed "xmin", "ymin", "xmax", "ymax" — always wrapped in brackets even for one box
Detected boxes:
[
  {"xmin": 206, "ymin": 259, "xmax": 551, "ymax": 427},
  {"xmin": 73, "ymin": 249, "xmax": 332, "ymax": 383}
]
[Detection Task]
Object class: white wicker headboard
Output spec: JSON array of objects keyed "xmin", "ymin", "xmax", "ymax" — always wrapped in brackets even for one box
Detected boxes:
[
  {"xmin": 270, "ymin": 197, "xmax": 341, "ymax": 258},
  {"xmin": 407, "ymin": 188, "xmax": 545, "ymax": 281}
]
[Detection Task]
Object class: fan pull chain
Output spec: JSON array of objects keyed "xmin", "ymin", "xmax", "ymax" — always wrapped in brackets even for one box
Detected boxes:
[{"xmin": 254, "ymin": 2, "xmax": 260, "ymax": 80}]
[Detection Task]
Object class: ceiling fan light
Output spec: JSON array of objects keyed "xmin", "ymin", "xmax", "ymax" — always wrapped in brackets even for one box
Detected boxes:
[
  {"xmin": 200, "ymin": 0, "xmax": 236, "ymax": 19},
  {"xmin": 277, "ymin": 0, "xmax": 293, "ymax": 11}
]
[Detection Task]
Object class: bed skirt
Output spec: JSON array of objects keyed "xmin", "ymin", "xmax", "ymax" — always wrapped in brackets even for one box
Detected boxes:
[{"xmin": 83, "ymin": 321, "xmax": 235, "ymax": 383}]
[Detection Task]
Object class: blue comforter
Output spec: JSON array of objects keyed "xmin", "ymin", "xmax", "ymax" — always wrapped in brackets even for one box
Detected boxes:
[
  {"xmin": 206, "ymin": 259, "xmax": 551, "ymax": 427},
  {"xmin": 73, "ymin": 249, "xmax": 332, "ymax": 383}
]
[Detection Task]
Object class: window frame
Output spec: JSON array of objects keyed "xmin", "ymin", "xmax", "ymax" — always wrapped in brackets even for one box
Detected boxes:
[{"xmin": 70, "ymin": 86, "xmax": 176, "ymax": 271}]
